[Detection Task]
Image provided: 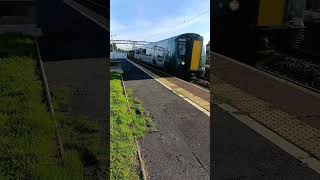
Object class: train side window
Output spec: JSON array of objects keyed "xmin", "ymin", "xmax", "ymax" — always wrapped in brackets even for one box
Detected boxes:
[
  {"xmin": 146, "ymin": 48, "xmax": 150, "ymax": 55},
  {"xmin": 142, "ymin": 49, "xmax": 146, "ymax": 54}
]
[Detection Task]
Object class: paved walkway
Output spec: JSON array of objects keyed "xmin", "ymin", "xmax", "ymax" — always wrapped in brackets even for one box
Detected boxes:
[
  {"xmin": 128, "ymin": 59, "xmax": 210, "ymax": 113},
  {"xmin": 37, "ymin": 0, "xmax": 107, "ymax": 61},
  {"xmin": 122, "ymin": 59, "xmax": 210, "ymax": 180},
  {"xmin": 212, "ymin": 103, "xmax": 320, "ymax": 179},
  {"xmin": 44, "ymin": 58, "xmax": 107, "ymax": 122},
  {"xmin": 212, "ymin": 52, "xmax": 320, "ymax": 161}
]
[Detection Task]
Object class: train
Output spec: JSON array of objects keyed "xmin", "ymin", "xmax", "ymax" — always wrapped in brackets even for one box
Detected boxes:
[
  {"xmin": 127, "ymin": 33, "xmax": 206, "ymax": 80},
  {"xmin": 213, "ymin": 0, "xmax": 308, "ymax": 64}
]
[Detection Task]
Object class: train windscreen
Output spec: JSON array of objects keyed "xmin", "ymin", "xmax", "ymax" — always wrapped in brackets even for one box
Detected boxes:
[{"xmin": 178, "ymin": 39, "xmax": 187, "ymax": 58}]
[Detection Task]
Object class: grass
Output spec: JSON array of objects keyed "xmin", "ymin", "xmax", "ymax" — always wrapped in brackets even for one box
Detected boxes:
[
  {"xmin": 110, "ymin": 73, "xmax": 153, "ymax": 180},
  {"xmin": 0, "ymin": 53, "xmax": 60, "ymax": 179},
  {"xmin": 0, "ymin": 35, "xmax": 107, "ymax": 179},
  {"xmin": 0, "ymin": 35, "xmax": 60, "ymax": 179},
  {"xmin": 0, "ymin": 35, "xmax": 36, "ymax": 58}
]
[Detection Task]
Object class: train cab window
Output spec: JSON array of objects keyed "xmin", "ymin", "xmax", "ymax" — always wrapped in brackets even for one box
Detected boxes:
[
  {"xmin": 142, "ymin": 49, "xmax": 146, "ymax": 54},
  {"xmin": 136, "ymin": 50, "xmax": 140, "ymax": 54},
  {"xmin": 178, "ymin": 39, "xmax": 186, "ymax": 56}
]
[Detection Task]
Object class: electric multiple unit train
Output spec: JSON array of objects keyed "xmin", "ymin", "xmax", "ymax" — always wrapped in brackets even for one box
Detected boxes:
[
  {"xmin": 213, "ymin": 0, "xmax": 308, "ymax": 64},
  {"xmin": 128, "ymin": 33, "xmax": 206, "ymax": 79}
]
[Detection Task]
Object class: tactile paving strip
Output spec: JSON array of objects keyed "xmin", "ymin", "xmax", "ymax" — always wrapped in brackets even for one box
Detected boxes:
[{"xmin": 212, "ymin": 75, "xmax": 320, "ymax": 160}]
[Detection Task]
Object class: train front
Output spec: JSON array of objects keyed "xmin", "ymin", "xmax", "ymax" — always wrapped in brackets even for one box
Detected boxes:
[{"xmin": 176, "ymin": 33, "xmax": 206, "ymax": 79}]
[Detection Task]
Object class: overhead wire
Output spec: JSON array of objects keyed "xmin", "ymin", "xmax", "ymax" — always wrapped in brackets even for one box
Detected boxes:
[
  {"xmin": 144, "ymin": 9, "xmax": 209, "ymax": 40},
  {"xmin": 112, "ymin": 9, "xmax": 209, "ymax": 49}
]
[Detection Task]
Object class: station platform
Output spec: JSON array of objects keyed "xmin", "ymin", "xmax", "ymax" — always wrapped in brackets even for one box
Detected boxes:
[
  {"xmin": 129, "ymin": 59, "xmax": 210, "ymax": 114},
  {"xmin": 212, "ymin": 103, "xmax": 320, "ymax": 179},
  {"xmin": 211, "ymin": 52, "xmax": 320, "ymax": 175},
  {"xmin": 44, "ymin": 58, "xmax": 107, "ymax": 123},
  {"xmin": 37, "ymin": 0, "xmax": 107, "ymax": 61},
  {"xmin": 121, "ymin": 59, "xmax": 210, "ymax": 179}
]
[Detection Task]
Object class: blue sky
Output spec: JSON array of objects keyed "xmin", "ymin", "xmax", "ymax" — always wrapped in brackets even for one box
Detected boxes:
[{"xmin": 111, "ymin": 0, "xmax": 210, "ymax": 49}]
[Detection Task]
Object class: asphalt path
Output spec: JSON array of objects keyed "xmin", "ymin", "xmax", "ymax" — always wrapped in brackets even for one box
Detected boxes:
[
  {"xmin": 122, "ymin": 59, "xmax": 210, "ymax": 180},
  {"xmin": 36, "ymin": 0, "xmax": 107, "ymax": 61},
  {"xmin": 211, "ymin": 103, "xmax": 320, "ymax": 179},
  {"xmin": 121, "ymin": 58, "xmax": 319, "ymax": 179},
  {"xmin": 73, "ymin": 0, "xmax": 107, "ymax": 16}
]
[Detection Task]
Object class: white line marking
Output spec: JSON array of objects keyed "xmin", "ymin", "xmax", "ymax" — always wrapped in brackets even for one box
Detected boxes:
[
  {"xmin": 217, "ymin": 103, "xmax": 320, "ymax": 174},
  {"xmin": 64, "ymin": 0, "xmax": 108, "ymax": 31},
  {"xmin": 127, "ymin": 59, "xmax": 210, "ymax": 117}
]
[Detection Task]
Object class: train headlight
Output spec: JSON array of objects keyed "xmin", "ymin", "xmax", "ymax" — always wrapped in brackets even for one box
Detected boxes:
[
  {"xmin": 181, "ymin": 61, "xmax": 185, "ymax": 65},
  {"xmin": 229, "ymin": 0, "xmax": 239, "ymax": 11}
]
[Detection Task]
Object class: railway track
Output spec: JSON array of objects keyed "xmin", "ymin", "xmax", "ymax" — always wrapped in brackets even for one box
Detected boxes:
[
  {"xmin": 129, "ymin": 58, "xmax": 210, "ymax": 90},
  {"xmin": 255, "ymin": 51, "xmax": 320, "ymax": 93},
  {"xmin": 256, "ymin": 65, "xmax": 320, "ymax": 95}
]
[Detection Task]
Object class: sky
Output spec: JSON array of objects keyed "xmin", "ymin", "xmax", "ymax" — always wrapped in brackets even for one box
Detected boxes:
[{"xmin": 110, "ymin": 0, "xmax": 210, "ymax": 50}]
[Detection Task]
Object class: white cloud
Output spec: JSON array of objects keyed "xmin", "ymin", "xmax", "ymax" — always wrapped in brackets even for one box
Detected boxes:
[
  {"xmin": 202, "ymin": 31, "xmax": 210, "ymax": 45},
  {"xmin": 111, "ymin": 0, "xmax": 210, "ymax": 49}
]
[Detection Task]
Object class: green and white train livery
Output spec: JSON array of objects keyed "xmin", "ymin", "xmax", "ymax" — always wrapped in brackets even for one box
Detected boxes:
[{"xmin": 132, "ymin": 33, "xmax": 206, "ymax": 79}]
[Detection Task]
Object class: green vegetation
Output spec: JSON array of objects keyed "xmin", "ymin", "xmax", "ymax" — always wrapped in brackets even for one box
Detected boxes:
[
  {"xmin": 110, "ymin": 73, "xmax": 153, "ymax": 180},
  {"xmin": 0, "ymin": 35, "xmax": 107, "ymax": 179},
  {"xmin": 0, "ymin": 55, "xmax": 59, "ymax": 179},
  {"xmin": 0, "ymin": 35, "xmax": 36, "ymax": 58},
  {"xmin": 0, "ymin": 36, "xmax": 58, "ymax": 179}
]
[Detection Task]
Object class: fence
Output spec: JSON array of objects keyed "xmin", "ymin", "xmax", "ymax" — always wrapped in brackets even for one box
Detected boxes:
[{"xmin": 110, "ymin": 52, "xmax": 127, "ymax": 73}]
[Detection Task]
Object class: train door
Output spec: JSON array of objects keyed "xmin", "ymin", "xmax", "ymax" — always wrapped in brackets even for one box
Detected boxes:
[
  {"xmin": 177, "ymin": 38, "xmax": 188, "ymax": 73},
  {"xmin": 156, "ymin": 47, "xmax": 165, "ymax": 68},
  {"xmin": 151, "ymin": 46, "xmax": 156, "ymax": 65},
  {"xmin": 141, "ymin": 48, "xmax": 147, "ymax": 62},
  {"xmin": 134, "ymin": 49, "xmax": 140, "ymax": 60},
  {"xmin": 145, "ymin": 46, "xmax": 152, "ymax": 64},
  {"xmin": 134, "ymin": 49, "xmax": 137, "ymax": 59}
]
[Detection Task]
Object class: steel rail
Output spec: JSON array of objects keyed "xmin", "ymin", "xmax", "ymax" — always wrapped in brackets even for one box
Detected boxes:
[{"xmin": 256, "ymin": 66, "xmax": 320, "ymax": 95}]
